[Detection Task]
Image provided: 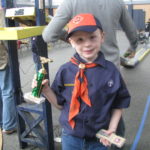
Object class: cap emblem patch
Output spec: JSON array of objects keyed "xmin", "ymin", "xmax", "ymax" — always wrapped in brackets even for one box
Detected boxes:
[{"xmin": 72, "ymin": 15, "xmax": 84, "ymax": 25}]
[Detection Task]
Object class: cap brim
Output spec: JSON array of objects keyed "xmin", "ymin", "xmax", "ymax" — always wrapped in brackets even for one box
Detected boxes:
[{"xmin": 66, "ymin": 26, "xmax": 98, "ymax": 39}]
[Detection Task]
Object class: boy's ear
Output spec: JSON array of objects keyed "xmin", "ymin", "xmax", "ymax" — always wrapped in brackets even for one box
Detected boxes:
[
  {"xmin": 68, "ymin": 38, "xmax": 71, "ymax": 43},
  {"xmin": 101, "ymin": 31, "xmax": 105, "ymax": 43},
  {"xmin": 72, "ymin": 44, "xmax": 75, "ymax": 48},
  {"xmin": 68, "ymin": 38, "xmax": 75, "ymax": 48}
]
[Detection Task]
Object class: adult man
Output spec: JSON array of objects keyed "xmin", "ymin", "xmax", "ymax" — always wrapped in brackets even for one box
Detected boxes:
[
  {"xmin": 0, "ymin": 7, "xmax": 17, "ymax": 134},
  {"xmin": 42, "ymin": 0, "xmax": 138, "ymax": 149},
  {"xmin": 42, "ymin": 0, "xmax": 138, "ymax": 67}
]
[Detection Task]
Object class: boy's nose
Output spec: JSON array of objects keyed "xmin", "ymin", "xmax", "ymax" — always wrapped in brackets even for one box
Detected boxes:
[{"xmin": 84, "ymin": 39, "xmax": 92, "ymax": 46}]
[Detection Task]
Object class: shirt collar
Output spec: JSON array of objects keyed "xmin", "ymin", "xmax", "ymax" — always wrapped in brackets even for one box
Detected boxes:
[{"xmin": 73, "ymin": 51, "xmax": 106, "ymax": 68}]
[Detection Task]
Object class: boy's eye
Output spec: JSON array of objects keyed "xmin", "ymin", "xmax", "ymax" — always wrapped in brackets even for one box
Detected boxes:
[
  {"xmin": 76, "ymin": 38, "xmax": 84, "ymax": 43},
  {"xmin": 90, "ymin": 35, "xmax": 96, "ymax": 39}
]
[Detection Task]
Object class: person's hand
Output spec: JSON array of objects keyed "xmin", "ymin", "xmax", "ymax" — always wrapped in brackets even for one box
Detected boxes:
[
  {"xmin": 123, "ymin": 48, "xmax": 136, "ymax": 58},
  {"xmin": 31, "ymin": 74, "xmax": 49, "ymax": 93},
  {"xmin": 99, "ymin": 129, "xmax": 115, "ymax": 147},
  {"xmin": 41, "ymin": 79, "xmax": 49, "ymax": 93}
]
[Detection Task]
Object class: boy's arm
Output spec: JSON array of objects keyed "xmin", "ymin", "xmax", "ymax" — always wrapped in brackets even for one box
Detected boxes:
[
  {"xmin": 108, "ymin": 109, "xmax": 123, "ymax": 133},
  {"xmin": 99, "ymin": 109, "xmax": 123, "ymax": 147},
  {"xmin": 42, "ymin": 84, "xmax": 63, "ymax": 110}
]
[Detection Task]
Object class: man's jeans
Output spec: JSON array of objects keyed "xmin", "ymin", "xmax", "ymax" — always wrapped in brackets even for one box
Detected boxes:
[
  {"xmin": 61, "ymin": 129, "xmax": 108, "ymax": 150},
  {"xmin": 0, "ymin": 65, "xmax": 17, "ymax": 130}
]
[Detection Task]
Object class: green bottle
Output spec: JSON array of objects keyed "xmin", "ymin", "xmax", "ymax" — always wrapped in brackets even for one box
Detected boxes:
[{"xmin": 32, "ymin": 67, "xmax": 47, "ymax": 98}]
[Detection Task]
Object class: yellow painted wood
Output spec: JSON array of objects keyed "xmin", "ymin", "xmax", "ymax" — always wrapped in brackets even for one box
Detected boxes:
[
  {"xmin": 0, "ymin": 128, "xmax": 2, "ymax": 150},
  {"xmin": 0, "ymin": 26, "xmax": 45, "ymax": 40}
]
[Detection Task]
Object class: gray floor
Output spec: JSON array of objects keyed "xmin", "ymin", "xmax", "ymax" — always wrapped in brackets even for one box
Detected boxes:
[{"xmin": 2, "ymin": 30, "xmax": 150, "ymax": 150}]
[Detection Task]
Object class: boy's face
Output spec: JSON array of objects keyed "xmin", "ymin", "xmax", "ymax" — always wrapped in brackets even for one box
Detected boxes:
[{"xmin": 69, "ymin": 29, "xmax": 104, "ymax": 62}]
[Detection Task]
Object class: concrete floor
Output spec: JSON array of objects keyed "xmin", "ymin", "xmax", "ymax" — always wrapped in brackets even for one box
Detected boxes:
[{"xmin": 2, "ymin": 30, "xmax": 150, "ymax": 150}]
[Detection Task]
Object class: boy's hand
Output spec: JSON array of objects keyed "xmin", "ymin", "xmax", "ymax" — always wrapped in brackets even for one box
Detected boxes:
[
  {"xmin": 41, "ymin": 79, "xmax": 49, "ymax": 93},
  {"xmin": 99, "ymin": 129, "xmax": 114, "ymax": 147},
  {"xmin": 97, "ymin": 128, "xmax": 126, "ymax": 148},
  {"xmin": 31, "ymin": 74, "xmax": 49, "ymax": 93}
]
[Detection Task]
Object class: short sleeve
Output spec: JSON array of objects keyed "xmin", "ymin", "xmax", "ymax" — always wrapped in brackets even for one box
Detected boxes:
[
  {"xmin": 112, "ymin": 73, "xmax": 131, "ymax": 109},
  {"xmin": 51, "ymin": 69, "xmax": 66, "ymax": 105}
]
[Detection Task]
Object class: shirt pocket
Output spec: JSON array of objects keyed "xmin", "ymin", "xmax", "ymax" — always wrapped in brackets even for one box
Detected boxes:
[{"xmin": 102, "ymin": 79, "xmax": 119, "ymax": 104}]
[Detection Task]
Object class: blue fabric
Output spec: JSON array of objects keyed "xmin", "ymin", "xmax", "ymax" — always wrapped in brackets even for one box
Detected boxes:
[
  {"xmin": 62, "ymin": 129, "xmax": 108, "ymax": 150},
  {"xmin": 31, "ymin": 37, "xmax": 42, "ymax": 72},
  {"xmin": 0, "ymin": 65, "xmax": 17, "ymax": 130},
  {"xmin": 1, "ymin": 0, "xmax": 6, "ymax": 8},
  {"xmin": 1, "ymin": 0, "xmax": 13, "ymax": 8},
  {"xmin": 51, "ymin": 51, "xmax": 130, "ymax": 138},
  {"xmin": 32, "ymin": 52, "xmax": 41, "ymax": 72}
]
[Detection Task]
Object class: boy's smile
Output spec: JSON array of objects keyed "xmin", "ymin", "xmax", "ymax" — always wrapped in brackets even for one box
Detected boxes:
[{"xmin": 69, "ymin": 29, "xmax": 104, "ymax": 63}]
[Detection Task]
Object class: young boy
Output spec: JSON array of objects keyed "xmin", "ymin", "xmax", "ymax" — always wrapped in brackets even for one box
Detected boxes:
[{"xmin": 36, "ymin": 13, "xmax": 130, "ymax": 150}]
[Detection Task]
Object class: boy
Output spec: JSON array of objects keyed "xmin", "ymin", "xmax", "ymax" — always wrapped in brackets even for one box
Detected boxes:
[{"xmin": 35, "ymin": 13, "xmax": 130, "ymax": 149}]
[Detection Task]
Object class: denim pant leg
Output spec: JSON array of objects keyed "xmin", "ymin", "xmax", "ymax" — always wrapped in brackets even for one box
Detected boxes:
[
  {"xmin": 62, "ymin": 132, "xmax": 83, "ymax": 150},
  {"xmin": 84, "ymin": 140, "xmax": 108, "ymax": 150},
  {"xmin": 0, "ymin": 65, "xmax": 17, "ymax": 130},
  {"xmin": 0, "ymin": 90, "xmax": 2, "ymax": 128},
  {"xmin": 32, "ymin": 52, "xmax": 42, "ymax": 73},
  {"xmin": 62, "ymin": 129, "xmax": 108, "ymax": 150}
]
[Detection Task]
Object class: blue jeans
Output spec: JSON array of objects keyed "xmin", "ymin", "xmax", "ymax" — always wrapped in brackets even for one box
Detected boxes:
[
  {"xmin": 32, "ymin": 52, "xmax": 42, "ymax": 73},
  {"xmin": 61, "ymin": 130, "xmax": 108, "ymax": 150},
  {"xmin": 0, "ymin": 65, "xmax": 17, "ymax": 130}
]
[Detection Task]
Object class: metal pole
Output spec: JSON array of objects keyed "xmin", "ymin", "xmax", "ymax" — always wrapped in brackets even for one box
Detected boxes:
[
  {"xmin": 3, "ymin": 0, "xmax": 27, "ymax": 148},
  {"xmin": 35, "ymin": 0, "xmax": 55, "ymax": 149}
]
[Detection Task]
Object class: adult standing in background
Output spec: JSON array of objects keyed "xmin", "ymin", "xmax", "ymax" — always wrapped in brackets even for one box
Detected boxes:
[
  {"xmin": 42, "ymin": 0, "xmax": 138, "ymax": 149},
  {"xmin": 145, "ymin": 18, "xmax": 150, "ymax": 39},
  {"xmin": 42, "ymin": 0, "xmax": 138, "ymax": 68},
  {"xmin": 0, "ymin": 6, "xmax": 17, "ymax": 134},
  {"xmin": 31, "ymin": 36, "xmax": 42, "ymax": 72}
]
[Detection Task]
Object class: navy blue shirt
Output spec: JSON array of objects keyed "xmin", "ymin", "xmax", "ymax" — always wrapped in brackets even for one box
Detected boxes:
[{"xmin": 51, "ymin": 52, "xmax": 130, "ymax": 138}]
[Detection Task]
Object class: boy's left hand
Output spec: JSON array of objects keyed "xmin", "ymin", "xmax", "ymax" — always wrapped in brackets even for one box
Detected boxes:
[{"xmin": 99, "ymin": 129, "xmax": 115, "ymax": 147}]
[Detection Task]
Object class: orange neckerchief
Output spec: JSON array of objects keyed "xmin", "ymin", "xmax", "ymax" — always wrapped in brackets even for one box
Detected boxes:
[{"xmin": 69, "ymin": 57, "xmax": 98, "ymax": 129}]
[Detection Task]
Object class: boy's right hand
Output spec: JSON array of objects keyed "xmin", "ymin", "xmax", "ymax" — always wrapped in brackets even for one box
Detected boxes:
[
  {"xmin": 41, "ymin": 79, "xmax": 50, "ymax": 93},
  {"xmin": 31, "ymin": 74, "xmax": 49, "ymax": 93},
  {"xmin": 31, "ymin": 74, "xmax": 62, "ymax": 110},
  {"xmin": 99, "ymin": 130, "xmax": 112, "ymax": 147}
]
